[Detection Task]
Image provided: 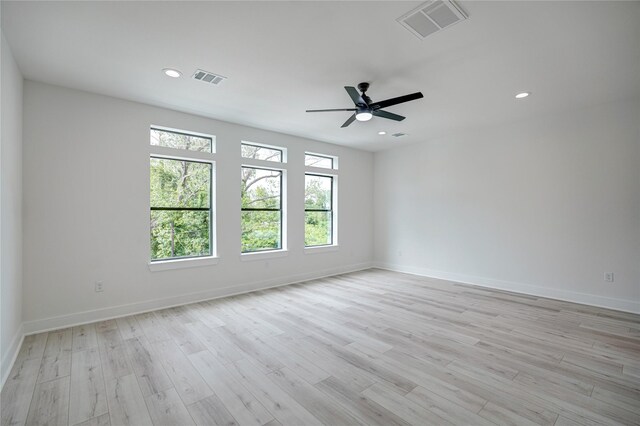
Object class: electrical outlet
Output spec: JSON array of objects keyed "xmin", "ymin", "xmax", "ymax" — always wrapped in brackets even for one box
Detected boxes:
[
  {"xmin": 604, "ymin": 272, "xmax": 614, "ymax": 283},
  {"xmin": 95, "ymin": 281, "xmax": 104, "ymax": 292}
]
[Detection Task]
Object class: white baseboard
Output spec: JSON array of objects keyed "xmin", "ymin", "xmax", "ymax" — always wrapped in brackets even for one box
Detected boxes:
[
  {"xmin": 22, "ymin": 261, "xmax": 373, "ymax": 335},
  {"xmin": 1, "ymin": 323, "xmax": 24, "ymax": 389},
  {"xmin": 374, "ymin": 262, "xmax": 640, "ymax": 314}
]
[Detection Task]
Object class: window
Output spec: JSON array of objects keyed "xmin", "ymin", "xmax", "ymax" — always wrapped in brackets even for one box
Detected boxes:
[
  {"xmin": 242, "ymin": 143, "xmax": 283, "ymax": 162},
  {"xmin": 305, "ymin": 174, "xmax": 334, "ymax": 247},
  {"xmin": 151, "ymin": 128, "xmax": 212, "ymax": 152},
  {"xmin": 305, "ymin": 152, "xmax": 336, "ymax": 248},
  {"xmin": 305, "ymin": 153, "xmax": 334, "ymax": 169},
  {"xmin": 150, "ymin": 128, "xmax": 214, "ymax": 262},
  {"xmin": 241, "ymin": 167, "xmax": 283, "ymax": 252}
]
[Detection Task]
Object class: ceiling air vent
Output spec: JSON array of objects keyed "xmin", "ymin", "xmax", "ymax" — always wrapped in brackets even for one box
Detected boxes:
[
  {"xmin": 398, "ymin": 0, "xmax": 467, "ymax": 40},
  {"xmin": 192, "ymin": 69, "xmax": 227, "ymax": 85}
]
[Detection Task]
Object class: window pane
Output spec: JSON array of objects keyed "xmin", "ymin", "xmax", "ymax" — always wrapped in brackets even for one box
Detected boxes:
[
  {"xmin": 150, "ymin": 210, "xmax": 210, "ymax": 260},
  {"xmin": 305, "ymin": 175, "xmax": 332, "ymax": 210},
  {"xmin": 151, "ymin": 128, "xmax": 212, "ymax": 152},
  {"xmin": 151, "ymin": 158, "xmax": 211, "ymax": 208},
  {"xmin": 305, "ymin": 154, "xmax": 333, "ymax": 169},
  {"xmin": 241, "ymin": 168, "xmax": 281, "ymax": 209},
  {"xmin": 241, "ymin": 144, "xmax": 282, "ymax": 162},
  {"xmin": 305, "ymin": 211, "xmax": 332, "ymax": 246},
  {"xmin": 241, "ymin": 211, "xmax": 281, "ymax": 252}
]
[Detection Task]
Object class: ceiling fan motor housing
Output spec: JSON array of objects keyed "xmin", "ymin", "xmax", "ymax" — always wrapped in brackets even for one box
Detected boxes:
[{"xmin": 358, "ymin": 82, "xmax": 370, "ymax": 93}]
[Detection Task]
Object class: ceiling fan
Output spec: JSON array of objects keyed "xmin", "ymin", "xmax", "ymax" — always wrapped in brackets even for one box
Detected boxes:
[{"xmin": 306, "ymin": 82, "xmax": 424, "ymax": 128}]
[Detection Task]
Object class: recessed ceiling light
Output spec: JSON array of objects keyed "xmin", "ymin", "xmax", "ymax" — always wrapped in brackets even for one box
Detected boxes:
[
  {"xmin": 515, "ymin": 92, "xmax": 530, "ymax": 99},
  {"xmin": 163, "ymin": 68, "xmax": 182, "ymax": 78},
  {"xmin": 378, "ymin": 131, "xmax": 387, "ymax": 135}
]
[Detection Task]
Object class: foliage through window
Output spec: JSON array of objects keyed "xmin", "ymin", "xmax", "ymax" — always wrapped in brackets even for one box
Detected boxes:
[
  {"xmin": 241, "ymin": 143, "xmax": 282, "ymax": 162},
  {"xmin": 151, "ymin": 128, "xmax": 212, "ymax": 152},
  {"xmin": 150, "ymin": 127, "xmax": 214, "ymax": 261},
  {"xmin": 305, "ymin": 153, "xmax": 334, "ymax": 169},
  {"xmin": 241, "ymin": 167, "xmax": 282, "ymax": 252},
  {"xmin": 305, "ymin": 174, "xmax": 333, "ymax": 246}
]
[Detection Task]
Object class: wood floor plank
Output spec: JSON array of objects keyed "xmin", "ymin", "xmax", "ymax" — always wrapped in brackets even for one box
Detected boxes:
[
  {"xmin": 2, "ymin": 269, "xmax": 638, "ymax": 426},
  {"xmin": 385, "ymin": 351, "xmax": 489, "ymax": 413},
  {"xmin": 273, "ymin": 333, "xmax": 377, "ymax": 392},
  {"xmin": 69, "ymin": 348, "xmax": 108, "ymax": 425},
  {"xmin": 306, "ymin": 335, "xmax": 417, "ymax": 393},
  {"xmin": 267, "ymin": 367, "xmax": 363, "ymax": 425},
  {"xmin": 105, "ymin": 374, "xmax": 153, "ymax": 426},
  {"xmin": 152, "ymin": 339, "xmax": 213, "ymax": 405},
  {"xmin": 73, "ymin": 412, "xmax": 110, "ymax": 426},
  {"xmin": 186, "ymin": 394, "xmax": 238, "ymax": 426},
  {"xmin": 72, "ymin": 325, "xmax": 98, "ymax": 352},
  {"xmin": 590, "ymin": 385, "xmax": 640, "ymax": 415},
  {"xmin": 405, "ymin": 385, "xmax": 495, "ymax": 426},
  {"xmin": 164, "ymin": 323, "xmax": 207, "ymax": 355},
  {"xmin": 216, "ymin": 327, "xmax": 284, "ymax": 374},
  {"xmin": 257, "ymin": 331, "xmax": 331, "ymax": 384},
  {"xmin": 362, "ymin": 382, "xmax": 453, "ymax": 425},
  {"xmin": 189, "ymin": 302, "xmax": 227, "ymax": 328},
  {"xmin": 37, "ymin": 329, "xmax": 73, "ymax": 383},
  {"xmin": 510, "ymin": 366, "xmax": 637, "ymax": 425},
  {"xmin": 15, "ymin": 333, "xmax": 48, "ymax": 361},
  {"xmin": 554, "ymin": 416, "xmax": 584, "ymax": 426},
  {"xmin": 314, "ymin": 376, "xmax": 412, "ymax": 426},
  {"xmin": 144, "ymin": 387, "xmax": 195, "ymax": 426},
  {"xmin": 562, "ymin": 351, "xmax": 624, "ymax": 377},
  {"xmin": 95, "ymin": 320, "xmax": 117, "ymax": 333},
  {"xmin": 99, "ymin": 344, "xmax": 132, "ymax": 380},
  {"xmin": 1, "ymin": 357, "xmax": 42, "ymax": 426},
  {"xmin": 448, "ymin": 355, "xmax": 626, "ymax": 426},
  {"xmin": 478, "ymin": 401, "xmax": 542, "ymax": 426},
  {"xmin": 25, "ymin": 376, "xmax": 70, "ymax": 426},
  {"xmin": 227, "ymin": 358, "xmax": 323, "ymax": 426},
  {"xmin": 185, "ymin": 321, "xmax": 246, "ymax": 365},
  {"xmin": 95, "ymin": 328, "xmax": 123, "ymax": 353},
  {"xmin": 134, "ymin": 312, "xmax": 171, "ymax": 343},
  {"xmin": 123, "ymin": 336, "xmax": 173, "ymax": 397},
  {"xmin": 188, "ymin": 350, "xmax": 274, "ymax": 426},
  {"xmin": 115, "ymin": 316, "xmax": 145, "ymax": 341}
]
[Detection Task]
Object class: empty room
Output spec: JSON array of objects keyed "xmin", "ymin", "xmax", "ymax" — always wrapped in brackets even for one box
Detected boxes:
[{"xmin": 1, "ymin": 1, "xmax": 639, "ymax": 425}]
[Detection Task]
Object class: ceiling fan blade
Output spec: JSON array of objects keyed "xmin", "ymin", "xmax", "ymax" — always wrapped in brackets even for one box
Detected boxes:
[
  {"xmin": 306, "ymin": 108, "xmax": 357, "ymax": 113},
  {"xmin": 345, "ymin": 86, "xmax": 367, "ymax": 106},
  {"xmin": 373, "ymin": 110, "xmax": 405, "ymax": 121},
  {"xmin": 371, "ymin": 92, "xmax": 423, "ymax": 110},
  {"xmin": 341, "ymin": 113, "xmax": 357, "ymax": 128}
]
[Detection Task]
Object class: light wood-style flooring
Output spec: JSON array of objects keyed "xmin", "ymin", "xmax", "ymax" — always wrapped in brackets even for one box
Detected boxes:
[{"xmin": 2, "ymin": 269, "xmax": 639, "ymax": 426}]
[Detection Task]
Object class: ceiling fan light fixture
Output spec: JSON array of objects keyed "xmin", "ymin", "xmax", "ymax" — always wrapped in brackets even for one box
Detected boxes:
[{"xmin": 356, "ymin": 111, "xmax": 373, "ymax": 122}]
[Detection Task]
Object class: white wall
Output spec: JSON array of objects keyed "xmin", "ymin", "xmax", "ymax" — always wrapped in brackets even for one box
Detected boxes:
[
  {"xmin": 22, "ymin": 81, "xmax": 373, "ymax": 332},
  {"xmin": 374, "ymin": 98, "xmax": 640, "ymax": 313},
  {"xmin": 1, "ymin": 31, "xmax": 24, "ymax": 383}
]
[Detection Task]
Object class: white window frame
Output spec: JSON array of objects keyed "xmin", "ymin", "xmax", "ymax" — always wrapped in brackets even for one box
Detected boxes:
[
  {"xmin": 304, "ymin": 152, "xmax": 338, "ymax": 253},
  {"xmin": 148, "ymin": 126, "xmax": 218, "ymax": 271},
  {"xmin": 241, "ymin": 142, "xmax": 288, "ymax": 260}
]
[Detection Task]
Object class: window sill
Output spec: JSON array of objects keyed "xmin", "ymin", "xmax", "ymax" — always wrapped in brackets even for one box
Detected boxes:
[
  {"xmin": 304, "ymin": 245, "xmax": 339, "ymax": 254},
  {"xmin": 148, "ymin": 256, "xmax": 219, "ymax": 272},
  {"xmin": 240, "ymin": 249, "xmax": 288, "ymax": 261}
]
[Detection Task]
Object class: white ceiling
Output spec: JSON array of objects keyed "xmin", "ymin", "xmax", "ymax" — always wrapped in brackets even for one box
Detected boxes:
[{"xmin": 2, "ymin": 1, "xmax": 639, "ymax": 151}]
